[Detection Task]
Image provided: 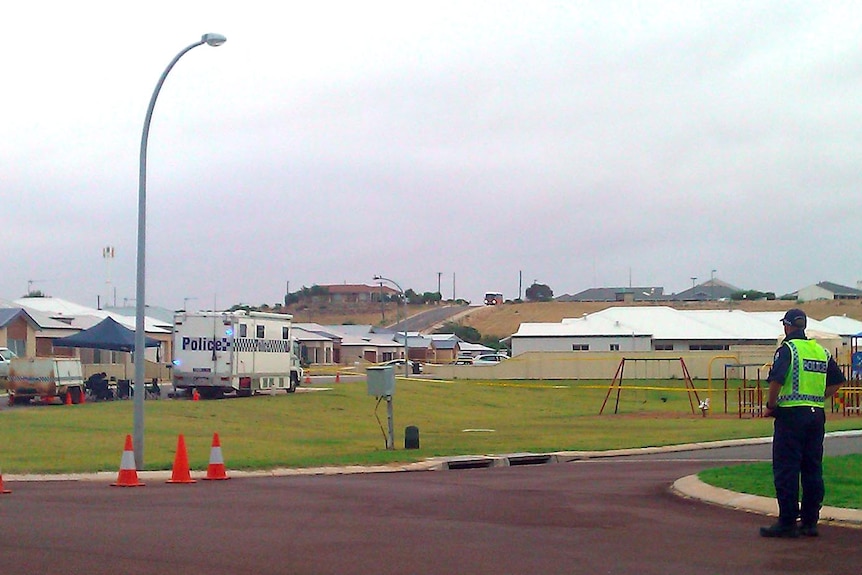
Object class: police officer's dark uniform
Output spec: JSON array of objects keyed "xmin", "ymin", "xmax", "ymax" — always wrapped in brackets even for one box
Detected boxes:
[{"xmin": 760, "ymin": 309, "xmax": 845, "ymax": 538}]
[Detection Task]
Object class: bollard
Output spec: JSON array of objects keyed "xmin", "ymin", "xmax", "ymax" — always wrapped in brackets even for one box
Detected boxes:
[{"xmin": 405, "ymin": 425, "xmax": 419, "ymax": 449}]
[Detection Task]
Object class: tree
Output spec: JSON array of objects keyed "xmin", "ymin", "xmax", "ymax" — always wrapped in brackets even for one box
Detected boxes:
[
  {"xmin": 422, "ymin": 291, "xmax": 442, "ymax": 304},
  {"xmin": 435, "ymin": 321, "xmax": 481, "ymax": 343},
  {"xmin": 525, "ymin": 282, "xmax": 554, "ymax": 302}
]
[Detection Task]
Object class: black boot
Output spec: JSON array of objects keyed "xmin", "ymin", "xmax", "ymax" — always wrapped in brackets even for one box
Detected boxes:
[{"xmin": 760, "ymin": 521, "xmax": 799, "ymax": 538}]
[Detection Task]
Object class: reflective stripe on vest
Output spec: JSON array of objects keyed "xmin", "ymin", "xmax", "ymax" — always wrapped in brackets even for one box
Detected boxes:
[{"xmin": 778, "ymin": 339, "xmax": 828, "ymax": 407}]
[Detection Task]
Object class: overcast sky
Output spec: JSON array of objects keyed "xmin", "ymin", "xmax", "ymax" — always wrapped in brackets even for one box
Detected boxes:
[{"xmin": 3, "ymin": 1, "xmax": 861, "ymax": 310}]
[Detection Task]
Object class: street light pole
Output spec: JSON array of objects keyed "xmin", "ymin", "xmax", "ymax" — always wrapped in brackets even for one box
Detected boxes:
[
  {"xmin": 373, "ymin": 275, "xmax": 409, "ymax": 378},
  {"xmin": 134, "ymin": 33, "xmax": 226, "ymax": 469}
]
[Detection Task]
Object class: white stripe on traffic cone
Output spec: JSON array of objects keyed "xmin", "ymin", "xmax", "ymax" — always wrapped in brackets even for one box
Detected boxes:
[
  {"xmin": 203, "ymin": 433, "xmax": 229, "ymax": 480},
  {"xmin": 111, "ymin": 434, "xmax": 145, "ymax": 487}
]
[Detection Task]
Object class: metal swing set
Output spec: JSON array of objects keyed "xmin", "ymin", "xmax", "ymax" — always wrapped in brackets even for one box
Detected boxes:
[{"xmin": 599, "ymin": 357, "xmax": 703, "ymax": 415}]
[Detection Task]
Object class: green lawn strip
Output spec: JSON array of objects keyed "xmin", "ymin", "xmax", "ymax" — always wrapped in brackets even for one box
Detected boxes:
[
  {"xmin": 0, "ymin": 379, "xmax": 859, "ymax": 475},
  {"xmin": 698, "ymin": 454, "xmax": 862, "ymax": 509}
]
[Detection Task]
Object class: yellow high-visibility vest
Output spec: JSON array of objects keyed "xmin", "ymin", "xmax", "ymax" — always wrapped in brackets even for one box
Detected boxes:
[{"xmin": 778, "ymin": 339, "xmax": 828, "ymax": 408}]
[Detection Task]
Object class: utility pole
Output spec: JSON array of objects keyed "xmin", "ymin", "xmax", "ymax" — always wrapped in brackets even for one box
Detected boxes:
[
  {"xmin": 103, "ymin": 246, "xmax": 115, "ymax": 308},
  {"xmin": 519, "ymin": 270, "xmax": 523, "ymax": 300},
  {"xmin": 452, "ymin": 273, "xmax": 456, "ymax": 301},
  {"xmin": 437, "ymin": 272, "xmax": 442, "ymax": 298}
]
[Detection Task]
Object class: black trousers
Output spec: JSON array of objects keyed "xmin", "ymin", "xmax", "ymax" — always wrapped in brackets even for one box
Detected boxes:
[{"xmin": 772, "ymin": 406, "xmax": 826, "ymax": 526}]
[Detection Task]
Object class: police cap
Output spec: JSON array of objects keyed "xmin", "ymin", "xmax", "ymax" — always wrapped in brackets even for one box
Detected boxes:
[{"xmin": 781, "ymin": 308, "xmax": 807, "ymax": 329}]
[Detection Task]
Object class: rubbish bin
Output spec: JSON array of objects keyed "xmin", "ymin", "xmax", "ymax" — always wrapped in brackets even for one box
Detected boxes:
[
  {"xmin": 405, "ymin": 425, "xmax": 419, "ymax": 449},
  {"xmin": 412, "ymin": 361, "xmax": 421, "ymax": 375}
]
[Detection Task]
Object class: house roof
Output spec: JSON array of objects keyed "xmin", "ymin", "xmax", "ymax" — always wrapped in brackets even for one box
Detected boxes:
[
  {"xmin": 13, "ymin": 296, "xmax": 170, "ymax": 334},
  {"xmin": 812, "ymin": 282, "xmax": 862, "ymax": 297},
  {"xmin": 513, "ymin": 306, "xmax": 837, "ymax": 343},
  {"xmin": 816, "ymin": 315, "xmax": 862, "ymax": 337},
  {"xmin": 556, "ymin": 287, "xmax": 665, "ymax": 302},
  {"xmin": 293, "ymin": 324, "xmax": 339, "ymax": 343},
  {"xmin": 671, "ymin": 279, "xmax": 741, "ymax": 301},
  {"xmin": 0, "ymin": 307, "xmax": 40, "ymax": 329},
  {"xmin": 319, "ymin": 324, "xmax": 403, "ymax": 348}
]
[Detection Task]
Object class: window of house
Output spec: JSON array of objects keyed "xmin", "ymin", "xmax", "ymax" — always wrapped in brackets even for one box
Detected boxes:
[
  {"xmin": 256, "ymin": 325, "xmax": 265, "ymax": 339},
  {"xmin": 572, "ymin": 344, "xmax": 589, "ymax": 351},
  {"xmin": 609, "ymin": 344, "xmax": 620, "ymax": 351},
  {"xmin": 7, "ymin": 339, "xmax": 25, "ymax": 357},
  {"xmin": 689, "ymin": 344, "xmax": 729, "ymax": 351},
  {"xmin": 654, "ymin": 344, "xmax": 674, "ymax": 351}
]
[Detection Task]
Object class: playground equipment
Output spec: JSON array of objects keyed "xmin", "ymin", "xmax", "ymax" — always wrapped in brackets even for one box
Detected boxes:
[
  {"xmin": 600, "ymin": 357, "xmax": 701, "ymax": 415},
  {"xmin": 723, "ymin": 363, "xmax": 766, "ymax": 418}
]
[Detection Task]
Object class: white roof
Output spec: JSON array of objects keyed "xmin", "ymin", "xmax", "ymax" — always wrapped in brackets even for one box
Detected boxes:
[
  {"xmin": 513, "ymin": 306, "xmax": 842, "ymax": 342},
  {"xmin": 518, "ymin": 314, "xmax": 651, "ymax": 337},
  {"xmin": 819, "ymin": 315, "xmax": 862, "ymax": 337},
  {"xmin": 13, "ymin": 296, "xmax": 170, "ymax": 334},
  {"xmin": 318, "ymin": 324, "xmax": 402, "ymax": 348}
]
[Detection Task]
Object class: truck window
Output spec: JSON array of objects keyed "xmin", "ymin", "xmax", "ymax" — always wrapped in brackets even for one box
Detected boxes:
[
  {"xmin": 256, "ymin": 325, "xmax": 265, "ymax": 339},
  {"xmin": 282, "ymin": 326, "xmax": 289, "ymax": 340},
  {"xmin": 239, "ymin": 324, "xmax": 247, "ymax": 338}
]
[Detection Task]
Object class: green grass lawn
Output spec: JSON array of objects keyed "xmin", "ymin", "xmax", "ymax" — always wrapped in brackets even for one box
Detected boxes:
[
  {"xmin": 698, "ymin": 454, "xmax": 862, "ymax": 509},
  {"xmin": 1, "ymin": 379, "xmax": 860, "ymax": 485}
]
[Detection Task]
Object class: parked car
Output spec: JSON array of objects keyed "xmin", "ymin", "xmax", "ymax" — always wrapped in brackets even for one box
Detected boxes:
[
  {"xmin": 0, "ymin": 347, "xmax": 18, "ymax": 380},
  {"xmin": 377, "ymin": 359, "xmax": 423, "ymax": 374},
  {"xmin": 471, "ymin": 353, "xmax": 509, "ymax": 365}
]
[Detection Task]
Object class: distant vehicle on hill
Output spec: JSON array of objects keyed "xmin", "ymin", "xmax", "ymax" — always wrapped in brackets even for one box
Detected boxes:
[{"xmin": 484, "ymin": 292, "xmax": 503, "ymax": 305}]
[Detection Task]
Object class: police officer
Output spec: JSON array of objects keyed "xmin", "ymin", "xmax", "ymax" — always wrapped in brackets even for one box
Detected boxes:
[{"xmin": 760, "ymin": 308, "xmax": 845, "ymax": 538}]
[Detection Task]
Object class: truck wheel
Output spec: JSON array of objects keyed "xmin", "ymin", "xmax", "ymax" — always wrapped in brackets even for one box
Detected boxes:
[
  {"xmin": 69, "ymin": 387, "xmax": 82, "ymax": 405},
  {"xmin": 287, "ymin": 374, "xmax": 298, "ymax": 393}
]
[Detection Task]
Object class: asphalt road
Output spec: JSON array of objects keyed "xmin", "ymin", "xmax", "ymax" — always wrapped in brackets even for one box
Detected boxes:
[{"xmin": 2, "ymin": 439, "xmax": 861, "ymax": 575}]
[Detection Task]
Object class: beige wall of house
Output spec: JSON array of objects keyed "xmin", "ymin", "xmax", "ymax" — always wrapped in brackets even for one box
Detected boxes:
[
  {"xmin": 0, "ymin": 316, "xmax": 38, "ymax": 357},
  {"xmin": 425, "ymin": 348, "xmax": 779, "ymax": 382}
]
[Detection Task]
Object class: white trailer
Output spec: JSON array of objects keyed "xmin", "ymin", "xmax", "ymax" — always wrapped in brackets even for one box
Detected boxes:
[{"xmin": 172, "ymin": 310, "xmax": 303, "ymax": 399}]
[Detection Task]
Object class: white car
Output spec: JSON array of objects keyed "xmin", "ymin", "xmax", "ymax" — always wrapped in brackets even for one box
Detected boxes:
[
  {"xmin": 378, "ymin": 359, "xmax": 423, "ymax": 374},
  {"xmin": 471, "ymin": 353, "xmax": 509, "ymax": 365},
  {"xmin": 0, "ymin": 347, "xmax": 17, "ymax": 379}
]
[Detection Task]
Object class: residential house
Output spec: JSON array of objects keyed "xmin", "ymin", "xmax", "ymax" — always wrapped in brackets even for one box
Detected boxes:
[{"xmin": 796, "ymin": 282, "xmax": 862, "ymax": 302}]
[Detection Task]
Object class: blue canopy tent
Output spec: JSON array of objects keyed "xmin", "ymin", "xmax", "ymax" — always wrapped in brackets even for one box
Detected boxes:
[{"xmin": 53, "ymin": 316, "xmax": 161, "ymax": 353}]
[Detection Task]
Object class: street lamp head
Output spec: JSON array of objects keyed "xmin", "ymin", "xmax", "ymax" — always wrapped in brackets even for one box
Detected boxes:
[{"xmin": 202, "ymin": 33, "xmax": 227, "ymax": 47}]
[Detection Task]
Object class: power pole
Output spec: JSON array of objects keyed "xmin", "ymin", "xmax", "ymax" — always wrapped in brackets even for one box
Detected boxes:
[{"xmin": 437, "ymin": 272, "xmax": 442, "ymax": 297}]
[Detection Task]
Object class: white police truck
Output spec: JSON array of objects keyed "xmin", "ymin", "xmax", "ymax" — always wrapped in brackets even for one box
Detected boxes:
[{"xmin": 172, "ymin": 310, "xmax": 303, "ymax": 399}]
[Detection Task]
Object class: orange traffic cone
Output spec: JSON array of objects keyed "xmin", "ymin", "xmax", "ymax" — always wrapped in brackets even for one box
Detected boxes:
[
  {"xmin": 304, "ymin": 374, "xmax": 311, "ymax": 384},
  {"xmin": 335, "ymin": 372, "xmax": 340, "ymax": 383},
  {"xmin": 65, "ymin": 392, "xmax": 72, "ymax": 405},
  {"xmin": 203, "ymin": 433, "xmax": 229, "ymax": 480},
  {"xmin": 167, "ymin": 434, "xmax": 196, "ymax": 484},
  {"xmin": 111, "ymin": 434, "xmax": 145, "ymax": 487},
  {"xmin": 0, "ymin": 468, "xmax": 11, "ymax": 494}
]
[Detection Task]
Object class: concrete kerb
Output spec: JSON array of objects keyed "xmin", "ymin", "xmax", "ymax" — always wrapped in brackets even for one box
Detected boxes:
[{"xmin": 5, "ymin": 431, "xmax": 862, "ymax": 528}]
